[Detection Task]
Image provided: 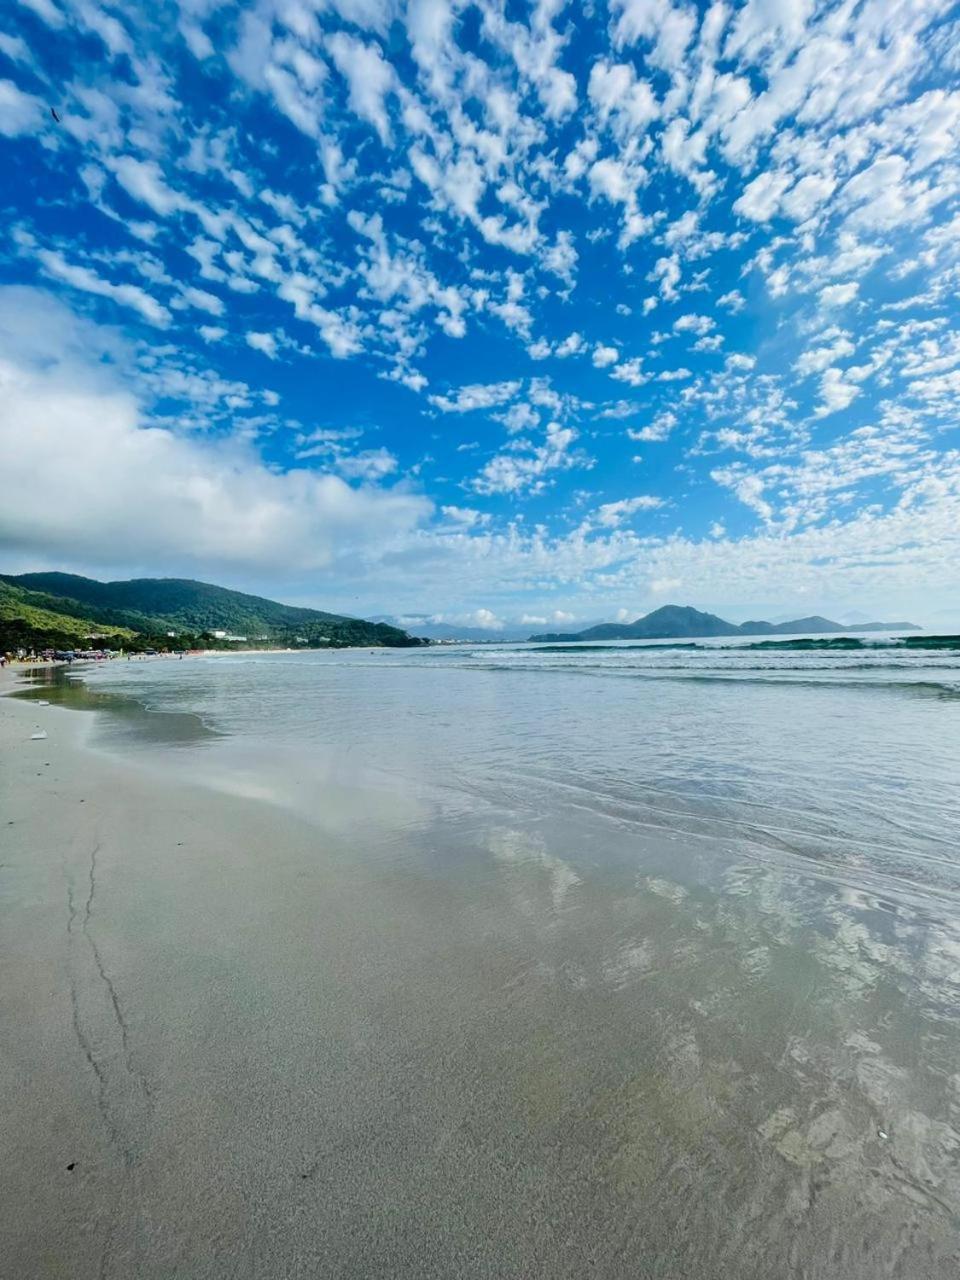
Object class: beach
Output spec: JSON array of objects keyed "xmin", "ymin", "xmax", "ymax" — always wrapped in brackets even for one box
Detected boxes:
[
  {"xmin": 2, "ymin": 654, "xmax": 960, "ymax": 1278},
  {"xmin": 1, "ymin": 677, "xmax": 339, "ymax": 1276}
]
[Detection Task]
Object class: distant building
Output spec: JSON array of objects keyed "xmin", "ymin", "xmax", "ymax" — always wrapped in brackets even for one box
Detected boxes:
[{"xmin": 212, "ymin": 629, "xmax": 227, "ymax": 639}]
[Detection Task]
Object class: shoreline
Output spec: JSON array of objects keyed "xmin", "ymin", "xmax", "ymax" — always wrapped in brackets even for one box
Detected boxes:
[{"xmin": 2, "ymin": 643, "xmax": 426, "ymax": 674}]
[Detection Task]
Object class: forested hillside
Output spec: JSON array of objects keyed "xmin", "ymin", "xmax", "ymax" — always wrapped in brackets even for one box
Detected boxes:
[{"xmin": 0, "ymin": 573, "xmax": 423, "ymax": 650}]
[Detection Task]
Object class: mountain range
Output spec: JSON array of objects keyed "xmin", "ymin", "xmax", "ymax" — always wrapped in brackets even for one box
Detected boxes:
[
  {"xmin": 0, "ymin": 573, "xmax": 422, "ymax": 650},
  {"xmin": 529, "ymin": 605, "xmax": 920, "ymax": 642}
]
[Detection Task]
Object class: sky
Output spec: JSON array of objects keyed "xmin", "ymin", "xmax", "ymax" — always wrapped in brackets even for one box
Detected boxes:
[{"xmin": 2, "ymin": 0, "xmax": 960, "ymax": 631}]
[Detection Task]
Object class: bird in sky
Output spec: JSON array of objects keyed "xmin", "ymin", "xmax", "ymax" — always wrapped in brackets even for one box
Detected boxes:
[{"xmin": 50, "ymin": 108, "xmax": 61, "ymax": 123}]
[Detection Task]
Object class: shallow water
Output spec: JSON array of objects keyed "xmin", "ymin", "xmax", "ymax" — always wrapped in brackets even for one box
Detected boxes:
[
  {"xmin": 74, "ymin": 641, "xmax": 960, "ymax": 898},
  {"xmin": 24, "ymin": 642, "xmax": 960, "ymax": 1275}
]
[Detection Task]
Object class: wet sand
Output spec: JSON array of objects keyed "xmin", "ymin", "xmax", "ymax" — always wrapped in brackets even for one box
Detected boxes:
[{"xmin": 2, "ymin": 670, "xmax": 959, "ymax": 1279}]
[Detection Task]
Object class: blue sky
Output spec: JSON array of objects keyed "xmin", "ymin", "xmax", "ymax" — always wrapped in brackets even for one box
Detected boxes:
[{"xmin": 2, "ymin": 0, "xmax": 960, "ymax": 629}]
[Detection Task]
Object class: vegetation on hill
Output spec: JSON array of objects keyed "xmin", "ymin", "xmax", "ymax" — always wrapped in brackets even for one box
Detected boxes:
[
  {"xmin": 0, "ymin": 580, "xmax": 136, "ymax": 652},
  {"xmin": 0, "ymin": 573, "xmax": 423, "ymax": 651}
]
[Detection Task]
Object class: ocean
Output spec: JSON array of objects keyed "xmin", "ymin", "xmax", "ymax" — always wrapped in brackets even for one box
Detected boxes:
[
  {"xmin": 17, "ymin": 636, "xmax": 960, "ymax": 1276},
  {"xmin": 74, "ymin": 636, "xmax": 960, "ymax": 898}
]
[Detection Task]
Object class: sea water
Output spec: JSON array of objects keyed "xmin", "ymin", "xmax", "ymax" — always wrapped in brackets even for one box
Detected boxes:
[{"xmin": 25, "ymin": 637, "xmax": 960, "ymax": 1276}]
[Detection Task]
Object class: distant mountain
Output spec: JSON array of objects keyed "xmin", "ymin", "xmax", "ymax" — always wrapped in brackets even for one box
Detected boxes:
[
  {"xmin": 1, "ymin": 573, "xmax": 423, "ymax": 650},
  {"xmin": 529, "ymin": 604, "xmax": 921, "ymax": 642},
  {"xmin": 740, "ymin": 614, "xmax": 921, "ymax": 636},
  {"xmin": 550, "ymin": 605, "xmax": 738, "ymax": 642}
]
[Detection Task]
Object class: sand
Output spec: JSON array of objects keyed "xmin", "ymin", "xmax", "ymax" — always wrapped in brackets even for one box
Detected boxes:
[
  {"xmin": 0, "ymin": 679, "xmax": 371, "ymax": 1278},
  {"xmin": 2, "ymin": 677, "xmax": 561, "ymax": 1280}
]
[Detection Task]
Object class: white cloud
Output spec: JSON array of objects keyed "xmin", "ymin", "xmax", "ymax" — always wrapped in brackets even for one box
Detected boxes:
[
  {"xmin": 592, "ymin": 344, "xmax": 619, "ymax": 368},
  {"xmin": 334, "ymin": 447, "xmax": 398, "ymax": 481},
  {"xmin": 473, "ymin": 421, "xmax": 587, "ymax": 495},
  {"xmin": 0, "ymin": 34, "xmax": 32, "ymax": 65},
  {"xmin": 722, "ymin": 472, "xmax": 773, "ymax": 522},
  {"xmin": 733, "ymin": 171, "xmax": 792, "ymax": 222},
  {"xmin": 717, "ymin": 290, "xmax": 745, "ymax": 313},
  {"xmin": 327, "ymin": 31, "xmax": 395, "ymax": 145},
  {"xmin": 611, "ymin": 0, "xmax": 695, "ymax": 72},
  {"xmin": 589, "ymin": 156, "xmax": 636, "ymax": 205},
  {"xmin": 588, "ymin": 155, "xmax": 652, "ymax": 246},
  {"xmin": 819, "ymin": 282, "xmax": 860, "ymax": 308},
  {"xmin": 674, "ymin": 313, "xmax": 714, "ymax": 336},
  {"xmin": 0, "ymin": 79, "xmax": 44, "ymax": 136},
  {"xmin": 542, "ymin": 230, "xmax": 578, "ymax": 287},
  {"xmin": 628, "ymin": 410, "xmax": 677, "ymax": 443},
  {"xmin": 467, "ymin": 607, "xmax": 502, "ymax": 630},
  {"xmin": 246, "ymin": 331, "xmax": 278, "ymax": 358},
  {"xmin": 109, "ymin": 156, "xmax": 185, "ymax": 217},
  {"xmin": 650, "ymin": 254, "xmax": 681, "ymax": 300},
  {"xmin": 16, "ymin": 0, "xmax": 66, "ymax": 29},
  {"xmin": 781, "ymin": 173, "xmax": 836, "ymax": 222},
  {"xmin": 36, "ymin": 249, "xmax": 171, "ymax": 327},
  {"xmin": 0, "ymin": 289, "xmax": 427, "ymax": 575},
  {"xmin": 177, "ymin": 286, "xmax": 224, "ymax": 316},
  {"xmin": 556, "ymin": 331, "xmax": 585, "ymax": 358},
  {"xmin": 794, "ymin": 330, "xmax": 855, "ymax": 377},
  {"xmin": 610, "ymin": 357, "xmax": 648, "ymax": 387},
  {"xmin": 814, "ymin": 367, "xmax": 860, "ymax": 417},
  {"xmin": 429, "ymin": 380, "xmax": 522, "ymax": 413},
  {"xmin": 595, "ymin": 495, "xmax": 664, "ymax": 526},
  {"xmin": 498, "ymin": 402, "xmax": 540, "ymax": 434},
  {"xmin": 441, "ymin": 505, "xmax": 489, "ymax": 527},
  {"xmin": 229, "ymin": 11, "xmax": 328, "ymax": 139},
  {"xmin": 725, "ymin": 353, "xmax": 755, "ymax": 371},
  {"xmin": 588, "ymin": 59, "xmax": 659, "ymax": 137},
  {"xmin": 427, "ymin": 606, "xmax": 504, "ymax": 631}
]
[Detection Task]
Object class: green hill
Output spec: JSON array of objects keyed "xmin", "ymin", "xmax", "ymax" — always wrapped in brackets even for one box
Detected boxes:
[
  {"xmin": 0, "ymin": 573, "xmax": 422, "ymax": 650},
  {"xmin": 0, "ymin": 580, "xmax": 137, "ymax": 651}
]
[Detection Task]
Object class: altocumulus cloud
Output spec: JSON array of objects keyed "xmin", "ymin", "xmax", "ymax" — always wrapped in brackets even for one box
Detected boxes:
[
  {"xmin": 3, "ymin": 289, "xmax": 960, "ymax": 624},
  {"xmin": 2, "ymin": 0, "xmax": 960, "ymax": 623}
]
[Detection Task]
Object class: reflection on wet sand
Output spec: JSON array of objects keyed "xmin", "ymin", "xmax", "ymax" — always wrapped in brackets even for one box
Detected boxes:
[
  {"xmin": 464, "ymin": 817, "xmax": 960, "ymax": 1276},
  {"xmin": 10, "ymin": 665, "xmax": 218, "ymax": 747}
]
